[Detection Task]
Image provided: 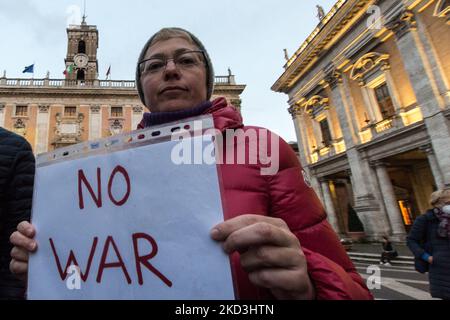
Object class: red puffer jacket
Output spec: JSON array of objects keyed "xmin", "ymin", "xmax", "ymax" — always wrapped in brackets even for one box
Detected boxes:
[{"xmin": 140, "ymin": 97, "xmax": 373, "ymax": 300}]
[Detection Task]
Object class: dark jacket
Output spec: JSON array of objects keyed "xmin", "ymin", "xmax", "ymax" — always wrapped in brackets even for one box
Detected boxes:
[
  {"xmin": 407, "ymin": 210, "xmax": 450, "ymax": 300},
  {"xmin": 0, "ymin": 127, "xmax": 35, "ymax": 299}
]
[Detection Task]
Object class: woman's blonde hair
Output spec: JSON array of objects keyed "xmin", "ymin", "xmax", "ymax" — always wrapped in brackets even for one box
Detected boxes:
[{"xmin": 430, "ymin": 188, "xmax": 450, "ymax": 207}]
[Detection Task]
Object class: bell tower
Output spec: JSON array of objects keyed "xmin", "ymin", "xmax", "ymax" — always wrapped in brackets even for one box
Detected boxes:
[{"xmin": 65, "ymin": 15, "xmax": 99, "ymax": 82}]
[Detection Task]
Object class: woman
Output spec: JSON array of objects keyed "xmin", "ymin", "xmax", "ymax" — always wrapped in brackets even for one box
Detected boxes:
[
  {"xmin": 407, "ymin": 188, "xmax": 450, "ymax": 300},
  {"xmin": 380, "ymin": 236, "xmax": 397, "ymax": 266},
  {"xmin": 10, "ymin": 28, "xmax": 372, "ymax": 300}
]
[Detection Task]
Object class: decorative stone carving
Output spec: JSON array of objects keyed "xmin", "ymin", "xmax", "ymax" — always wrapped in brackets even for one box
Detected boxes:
[
  {"xmin": 90, "ymin": 105, "xmax": 101, "ymax": 114},
  {"xmin": 369, "ymin": 160, "xmax": 389, "ymax": 168},
  {"xmin": 53, "ymin": 112, "xmax": 84, "ymax": 146},
  {"xmin": 132, "ymin": 106, "xmax": 143, "ymax": 114},
  {"xmin": 386, "ymin": 10, "xmax": 417, "ymax": 40},
  {"xmin": 419, "ymin": 144, "xmax": 434, "ymax": 155},
  {"xmin": 288, "ymin": 104, "xmax": 302, "ymax": 118},
  {"xmin": 324, "ymin": 70, "xmax": 343, "ymax": 90},
  {"xmin": 38, "ymin": 105, "xmax": 49, "ymax": 113},
  {"xmin": 109, "ymin": 119, "xmax": 124, "ymax": 136},
  {"xmin": 304, "ymin": 95, "xmax": 329, "ymax": 118},
  {"xmin": 350, "ymin": 52, "xmax": 390, "ymax": 85},
  {"xmin": 434, "ymin": 0, "xmax": 450, "ymax": 23},
  {"xmin": 13, "ymin": 118, "xmax": 27, "ymax": 136}
]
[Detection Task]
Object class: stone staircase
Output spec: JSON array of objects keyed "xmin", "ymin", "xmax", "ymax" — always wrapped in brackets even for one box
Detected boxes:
[{"xmin": 347, "ymin": 251, "xmax": 414, "ymax": 266}]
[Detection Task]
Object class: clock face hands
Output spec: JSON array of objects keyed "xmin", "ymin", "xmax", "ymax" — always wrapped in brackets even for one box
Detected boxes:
[{"xmin": 74, "ymin": 53, "xmax": 88, "ymax": 68}]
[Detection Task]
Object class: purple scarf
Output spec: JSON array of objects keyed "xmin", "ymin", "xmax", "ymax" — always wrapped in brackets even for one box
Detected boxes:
[
  {"xmin": 142, "ymin": 101, "xmax": 212, "ymax": 127},
  {"xmin": 433, "ymin": 207, "xmax": 450, "ymax": 238}
]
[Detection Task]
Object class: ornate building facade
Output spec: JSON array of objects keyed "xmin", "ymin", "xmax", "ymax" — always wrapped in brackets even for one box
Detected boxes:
[
  {"xmin": 0, "ymin": 19, "xmax": 246, "ymax": 154},
  {"xmin": 272, "ymin": 0, "xmax": 450, "ymax": 241}
]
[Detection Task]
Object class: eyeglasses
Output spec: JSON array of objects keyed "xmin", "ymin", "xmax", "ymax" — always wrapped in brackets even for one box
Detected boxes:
[{"xmin": 138, "ymin": 50, "xmax": 206, "ymax": 77}]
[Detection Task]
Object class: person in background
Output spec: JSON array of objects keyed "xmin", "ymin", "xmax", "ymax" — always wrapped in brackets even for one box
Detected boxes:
[
  {"xmin": 0, "ymin": 127, "xmax": 35, "ymax": 299},
  {"xmin": 379, "ymin": 236, "xmax": 397, "ymax": 266},
  {"xmin": 407, "ymin": 188, "xmax": 450, "ymax": 300},
  {"xmin": 9, "ymin": 27, "xmax": 373, "ymax": 300}
]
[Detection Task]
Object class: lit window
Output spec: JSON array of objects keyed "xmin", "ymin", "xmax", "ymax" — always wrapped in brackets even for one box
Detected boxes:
[
  {"xmin": 374, "ymin": 83, "xmax": 395, "ymax": 120},
  {"xmin": 398, "ymin": 200, "xmax": 413, "ymax": 226},
  {"xmin": 319, "ymin": 118, "xmax": 332, "ymax": 147},
  {"xmin": 111, "ymin": 107, "xmax": 123, "ymax": 117},
  {"xmin": 15, "ymin": 106, "xmax": 27, "ymax": 117}
]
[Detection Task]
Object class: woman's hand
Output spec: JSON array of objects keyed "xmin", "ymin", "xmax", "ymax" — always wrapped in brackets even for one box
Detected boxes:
[
  {"xmin": 211, "ymin": 214, "xmax": 315, "ymax": 300},
  {"xmin": 428, "ymin": 256, "xmax": 433, "ymax": 264},
  {"xmin": 9, "ymin": 221, "xmax": 37, "ymax": 281}
]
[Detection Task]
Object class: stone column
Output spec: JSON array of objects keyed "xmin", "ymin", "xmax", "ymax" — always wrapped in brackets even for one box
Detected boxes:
[
  {"xmin": 326, "ymin": 71, "xmax": 388, "ymax": 240},
  {"xmin": 324, "ymin": 108, "xmax": 338, "ymax": 141},
  {"xmin": 310, "ymin": 174, "xmax": 324, "ymax": 205},
  {"xmin": 387, "ymin": 10, "xmax": 450, "ymax": 186},
  {"xmin": 311, "ymin": 118, "xmax": 323, "ymax": 147},
  {"xmin": 291, "ymin": 107, "xmax": 324, "ymax": 202},
  {"xmin": 383, "ymin": 66, "xmax": 403, "ymax": 114},
  {"xmin": 291, "ymin": 107, "xmax": 310, "ymax": 165},
  {"xmin": 372, "ymin": 161, "xmax": 406, "ymax": 241},
  {"xmin": 420, "ymin": 145, "xmax": 445, "ymax": 190},
  {"xmin": 35, "ymin": 105, "xmax": 50, "ymax": 154},
  {"xmin": 89, "ymin": 105, "xmax": 102, "ymax": 140},
  {"xmin": 0, "ymin": 104, "xmax": 5, "ymax": 127},
  {"xmin": 360, "ymin": 86, "xmax": 379, "ymax": 122},
  {"xmin": 415, "ymin": 14, "xmax": 450, "ymax": 106},
  {"xmin": 319, "ymin": 178, "xmax": 342, "ymax": 236}
]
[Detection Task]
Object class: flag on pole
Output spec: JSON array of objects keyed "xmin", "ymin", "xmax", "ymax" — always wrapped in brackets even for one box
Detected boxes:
[
  {"xmin": 63, "ymin": 64, "xmax": 74, "ymax": 76},
  {"xmin": 23, "ymin": 64, "xmax": 34, "ymax": 73},
  {"xmin": 106, "ymin": 65, "xmax": 111, "ymax": 79}
]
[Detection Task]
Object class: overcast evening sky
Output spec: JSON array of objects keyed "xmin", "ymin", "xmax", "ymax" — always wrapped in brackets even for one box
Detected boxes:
[{"xmin": 0, "ymin": 0, "xmax": 337, "ymax": 142}]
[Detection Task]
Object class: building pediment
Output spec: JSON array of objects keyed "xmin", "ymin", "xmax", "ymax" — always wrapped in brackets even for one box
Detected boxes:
[{"xmin": 350, "ymin": 52, "xmax": 390, "ymax": 85}]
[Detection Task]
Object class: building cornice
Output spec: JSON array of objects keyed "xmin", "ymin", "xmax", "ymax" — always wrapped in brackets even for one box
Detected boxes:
[
  {"xmin": 272, "ymin": 0, "xmax": 376, "ymax": 93},
  {"xmin": 0, "ymin": 87, "xmax": 140, "ymax": 98}
]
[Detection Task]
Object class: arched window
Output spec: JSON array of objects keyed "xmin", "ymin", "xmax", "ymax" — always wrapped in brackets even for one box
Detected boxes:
[
  {"xmin": 435, "ymin": 0, "xmax": 450, "ymax": 16},
  {"xmin": 76, "ymin": 69, "xmax": 85, "ymax": 81},
  {"xmin": 78, "ymin": 40, "xmax": 86, "ymax": 54}
]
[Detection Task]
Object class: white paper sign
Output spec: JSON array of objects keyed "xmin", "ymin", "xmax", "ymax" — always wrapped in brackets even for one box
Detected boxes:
[{"xmin": 28, "ymin": 122, "xmax": 235, "ymax": 300}]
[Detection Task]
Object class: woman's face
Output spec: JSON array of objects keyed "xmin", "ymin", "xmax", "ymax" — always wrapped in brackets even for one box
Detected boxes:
[
  {"xmin": 437, "ymin": 195, "xmax": 450, "ymax": 209},
  {"xmin": 140, "ymin": 37, "xmax": 208, "ymax": 113}
]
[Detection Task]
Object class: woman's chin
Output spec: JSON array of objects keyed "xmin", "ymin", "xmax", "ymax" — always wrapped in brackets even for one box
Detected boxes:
[{"xmin": 157, "ymin": 100, "xmax": 198, "ymax": 112}]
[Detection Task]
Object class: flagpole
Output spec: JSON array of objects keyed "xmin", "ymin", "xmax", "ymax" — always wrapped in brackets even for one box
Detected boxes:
[{"xmin": 32, "ymin": 61, "xmax": 35, "ymax": 79}]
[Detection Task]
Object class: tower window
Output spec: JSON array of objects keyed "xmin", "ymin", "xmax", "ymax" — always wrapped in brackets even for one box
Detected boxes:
[
  {"xmin": 374, "ymin": 83, "xmax": 395, "ymax": 119},
  {"xmin": 15, "ymin": 106, "xmax": 28, "ymax": 117},
  {"xmin": 319, "ymin": 118, "xmax": 332, "ymax": 147},
  {"xmin": 76, "ymin": 69, "xmax": 85, "ymax": 81},
  {"xmin": 111, "ymin": 107, "xmax": 123, "ymax": 117},
  {"xmin": 78, "ymin": 40, "xmax": 86, "ymax": 54}
]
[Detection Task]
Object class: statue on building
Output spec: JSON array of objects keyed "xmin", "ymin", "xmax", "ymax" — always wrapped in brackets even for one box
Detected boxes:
[
  {"xmin": 317, "ymin": 5, "xmax": 325, "ymax": 21},
  {"xmin": 283, "ymin": 49, "xmax": 289, "ymax": 62}
]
